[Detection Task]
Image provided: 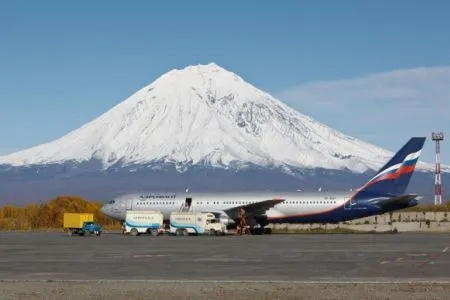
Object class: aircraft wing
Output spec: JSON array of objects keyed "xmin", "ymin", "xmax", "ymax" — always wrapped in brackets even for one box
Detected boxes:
[
  {"xmin": 368, "ymin": 194, "xmax": 419, "ymax": 209},
  {"xmin": 222, "ymin": 199, "xmax": 285, "ymax": 220}
]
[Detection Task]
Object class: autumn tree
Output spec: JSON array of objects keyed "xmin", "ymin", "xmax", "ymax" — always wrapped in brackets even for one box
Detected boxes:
[{"xmin": 0, "ymin": 195, "xmax": 121, "ymax": 231}]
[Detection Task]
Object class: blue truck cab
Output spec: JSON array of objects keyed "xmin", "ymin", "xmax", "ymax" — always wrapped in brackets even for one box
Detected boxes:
[{"xmin": 82, "ymin": 221, "xmax": 102, "ymax": 236}]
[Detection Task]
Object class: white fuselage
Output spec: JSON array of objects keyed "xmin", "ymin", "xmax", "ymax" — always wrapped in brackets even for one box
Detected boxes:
[{"xmin": 101, "ymin": 191, "xmax": 355, "ymax": 222}]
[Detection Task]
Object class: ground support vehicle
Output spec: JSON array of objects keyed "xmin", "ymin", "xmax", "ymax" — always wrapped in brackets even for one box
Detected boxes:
[
  {"xmin": 63, "ymin": 213, "xmax": 102, "ymax": 236},
  {"xmin": 169, "ymin": 212, "xmax": 227, "ymax": 236},
  {"xmin": 124, "ymin": 210, "xmax": 164, "ymax": 236}
]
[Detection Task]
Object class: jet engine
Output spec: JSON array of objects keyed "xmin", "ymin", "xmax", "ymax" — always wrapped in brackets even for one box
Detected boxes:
[{"xmin": 211, "ymin": 211, "xmax": 236, "ymax": 227}]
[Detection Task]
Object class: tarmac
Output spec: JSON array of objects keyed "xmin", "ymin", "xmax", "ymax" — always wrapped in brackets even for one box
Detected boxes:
[{"xmin": 1, "ymin": 231, "xmax": 450, "ymax": 299}]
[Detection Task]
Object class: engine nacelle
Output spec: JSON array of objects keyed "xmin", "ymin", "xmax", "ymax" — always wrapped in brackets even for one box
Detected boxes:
[
  {"xmin": 217, "ymin": 212, "xmax": 236, "ymax": 227},
  {"xmin": 201, "ymin": 211, "xmax": 236, "ymax": 227}
]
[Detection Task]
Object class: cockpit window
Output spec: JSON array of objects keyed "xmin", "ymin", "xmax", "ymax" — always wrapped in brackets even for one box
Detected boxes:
[{"xmin": 108, "ymin": 200, "xmax": 115, "ymax": 204}]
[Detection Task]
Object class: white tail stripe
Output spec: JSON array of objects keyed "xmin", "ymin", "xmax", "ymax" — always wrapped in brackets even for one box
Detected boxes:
[{"xmin": 404, "ymin": 150, "xmax": 422, "ymax": 162}]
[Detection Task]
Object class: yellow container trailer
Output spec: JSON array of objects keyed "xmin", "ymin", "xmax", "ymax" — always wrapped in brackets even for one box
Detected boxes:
[{"xmin": 63, "ymin": 213, "xmax": 102, "ymax": 236}]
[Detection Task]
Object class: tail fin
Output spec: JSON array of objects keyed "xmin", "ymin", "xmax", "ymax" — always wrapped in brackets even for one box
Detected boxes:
[{"xmin": 354, "ymin": 137, "xmax": 426, "ymax": 200}]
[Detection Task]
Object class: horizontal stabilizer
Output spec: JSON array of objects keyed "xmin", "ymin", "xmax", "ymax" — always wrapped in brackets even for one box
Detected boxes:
[{"xmin": 368, "ymin": 194, "xmax": 419, "ymax": 210}]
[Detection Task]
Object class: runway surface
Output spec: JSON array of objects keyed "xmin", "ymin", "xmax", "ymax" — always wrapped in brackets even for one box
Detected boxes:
[{"xmin": 1, "ymin": 231, "xmax": 450, "ymax": 282}]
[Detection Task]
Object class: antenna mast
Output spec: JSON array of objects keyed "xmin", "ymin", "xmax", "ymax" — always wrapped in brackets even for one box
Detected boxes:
[{"xmin": 432, "ymin": 132, "xmax": 444, "ymax": 205}]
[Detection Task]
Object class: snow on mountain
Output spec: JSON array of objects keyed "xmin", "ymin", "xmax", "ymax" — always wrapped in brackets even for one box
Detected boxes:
[{"xmin": 0, "ymin": 63, "xmax": 438, "ymax": 173}]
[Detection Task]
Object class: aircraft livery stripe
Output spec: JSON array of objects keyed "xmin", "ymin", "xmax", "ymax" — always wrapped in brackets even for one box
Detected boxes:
[
  {"xmin": 367, "ymin": 155, "xmax": 419, "ymax": 183},
  {"xmin": 366, "ymin": 165, "xmax": 416, "ymax": 185}
]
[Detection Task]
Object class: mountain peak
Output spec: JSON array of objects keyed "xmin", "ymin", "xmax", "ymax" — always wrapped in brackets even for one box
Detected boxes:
[
  {"xmin": 158, "ymin": 62, "xmax": 243, "ymax": 88},
  {"xmin": 167, "ymin": 62, "xmax": 228, "ymax": 75},
  {"xmin": 183, "ymin": 62, "xmax": 224, "ymax": 71},
  {"xmin": 0, "ymin": 63, "xmax": 438, "ymax": 173}
]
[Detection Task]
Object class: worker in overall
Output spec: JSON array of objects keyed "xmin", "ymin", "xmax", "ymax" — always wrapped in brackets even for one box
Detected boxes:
[{"xmin": 237, "ymin": 207, "xmax": 251, "ymax": 235}]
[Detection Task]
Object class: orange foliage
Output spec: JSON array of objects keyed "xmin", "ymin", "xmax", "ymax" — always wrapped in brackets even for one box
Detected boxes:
[{"xmin": 0, "ymin": 195, "xmax": 121, "ymax": 231}]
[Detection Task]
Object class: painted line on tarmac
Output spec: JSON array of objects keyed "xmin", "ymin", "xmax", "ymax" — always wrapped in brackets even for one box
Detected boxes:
[
  {"xmin": 407, "ymin": 253, "xmax": 428, "ymax": 257},
  {"xmin": 2, "ymin": 279, "xmax": 450, "ymax": 284},
  {"xmin": 416, "ymin": 246, "xmax": 450, "ymax": 271}
]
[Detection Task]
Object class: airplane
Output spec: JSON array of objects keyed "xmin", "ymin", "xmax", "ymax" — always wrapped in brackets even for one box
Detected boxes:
[{"xmin": 101, "ymin": 137, "xmax": 426, "ymax": 234}]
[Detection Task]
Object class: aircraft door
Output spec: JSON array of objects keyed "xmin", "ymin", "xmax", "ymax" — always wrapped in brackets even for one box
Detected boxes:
[
  {"xmin": 185, "ymin": 197, "xmax": 192, "ymax": 210},
  {"xmin": 126, "ymin": 199, "xmax": 132, "ymax": 210},
  {"xmin": 344, "ymin": 197, "xmax": 352, "ymax": 210}
]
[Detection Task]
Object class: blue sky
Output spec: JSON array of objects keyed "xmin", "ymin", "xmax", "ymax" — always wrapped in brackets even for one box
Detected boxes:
[{"xmin": 0, "ymin": 0, "xmax": 449, "ymax": 164}]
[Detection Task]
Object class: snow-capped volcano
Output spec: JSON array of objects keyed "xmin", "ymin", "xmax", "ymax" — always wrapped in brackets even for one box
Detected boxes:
[{"xmin": 0, "ymin": 63, "xmax": 435, "ymax": 173}]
